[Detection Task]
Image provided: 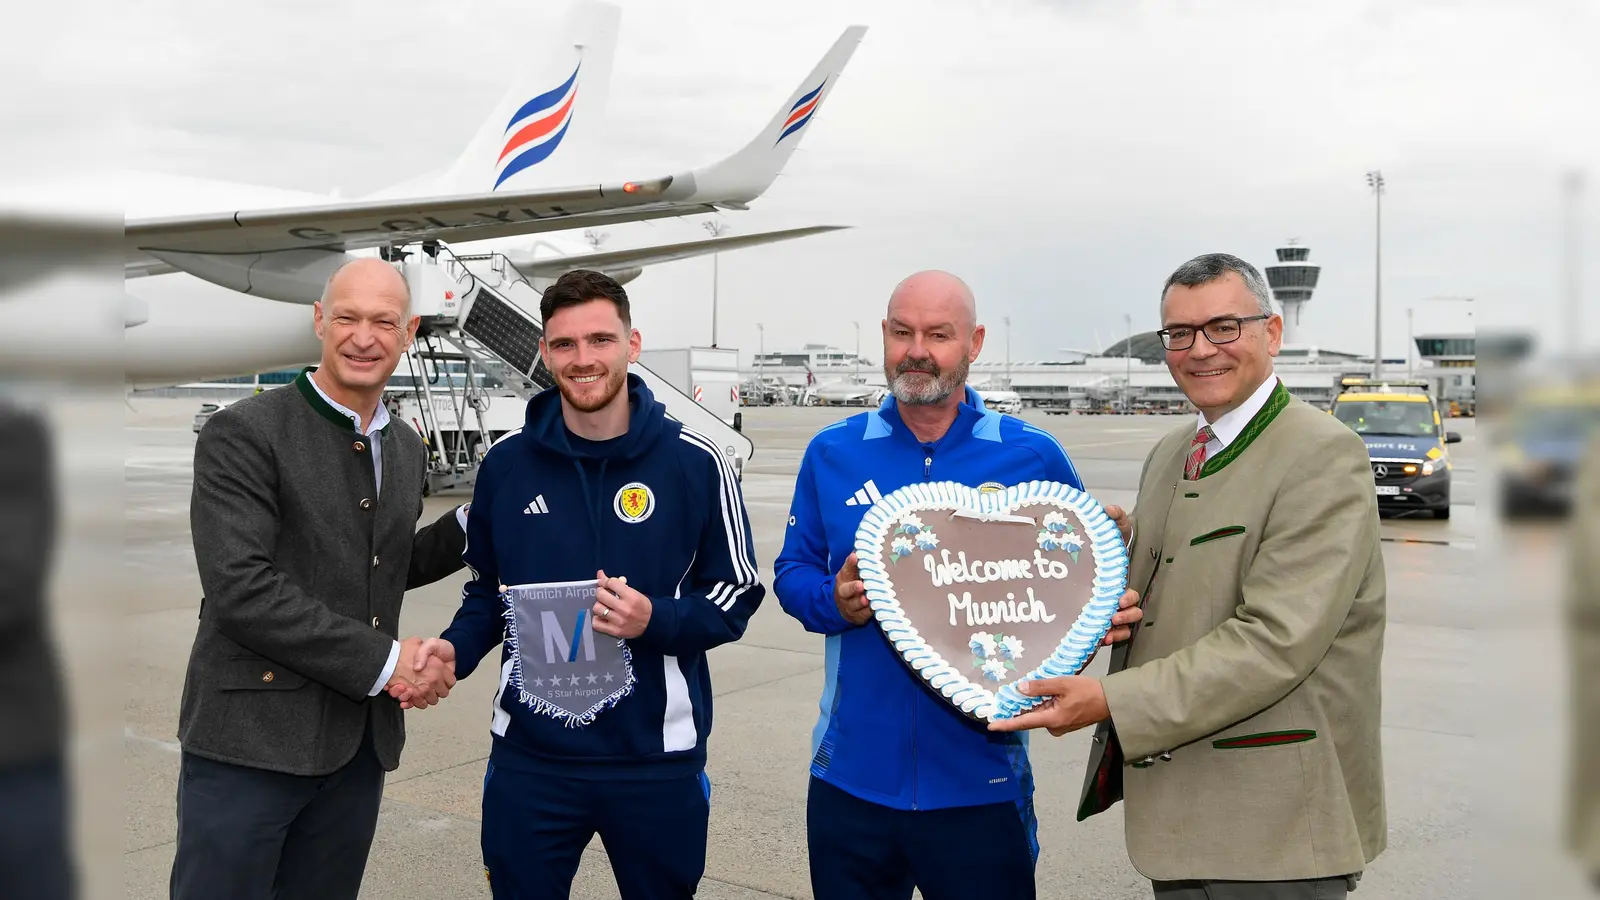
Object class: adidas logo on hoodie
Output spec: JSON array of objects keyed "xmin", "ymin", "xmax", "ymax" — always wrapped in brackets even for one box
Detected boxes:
[{"xmin": 843, "ymin": 480, "xmax": 883, "ymax": 507}]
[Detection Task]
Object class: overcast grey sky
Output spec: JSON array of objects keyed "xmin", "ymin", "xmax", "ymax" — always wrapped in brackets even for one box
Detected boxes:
[{"xmin": 74, "ymin": 1, "xmax": 1600, "ymax": 363}]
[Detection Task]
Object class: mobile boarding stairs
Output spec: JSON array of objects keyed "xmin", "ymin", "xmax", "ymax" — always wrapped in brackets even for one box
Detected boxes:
[{"xmin": 385, "ymin": 242, "xmax": 754, "ymax": 494}]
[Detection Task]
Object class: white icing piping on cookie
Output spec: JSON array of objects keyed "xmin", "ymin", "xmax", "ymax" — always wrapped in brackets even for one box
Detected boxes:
[{"xmin": 854, "ymin": 479, "xmax": 1130, "ymax": 722}]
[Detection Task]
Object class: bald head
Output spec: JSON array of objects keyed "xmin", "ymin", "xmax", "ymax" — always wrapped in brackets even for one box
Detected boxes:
[
  {"xmin": 321, "ymin": 257, "xmax": 411, "ymax": 316},
  {"xmin": 887, "ymin": 270, "xmax": 977, "ymax": 332},
  {"xmin": 313, "ymin": 256, "xmax": 419, "ymax": 397},
  {"xmin": 881, "ymin": 270, "xmax": 985, "ymax": 407}
]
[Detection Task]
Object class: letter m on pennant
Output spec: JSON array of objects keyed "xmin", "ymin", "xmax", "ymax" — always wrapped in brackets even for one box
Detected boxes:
[{"xmin": 542, "ymin": 610, "xmax": 596, "ymax": 664}]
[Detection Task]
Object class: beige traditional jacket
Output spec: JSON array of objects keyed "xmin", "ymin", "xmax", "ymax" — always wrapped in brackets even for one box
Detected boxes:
[{"xmin": 1078, "ymin": 380, "xmax": 1388, "ymax": 882}]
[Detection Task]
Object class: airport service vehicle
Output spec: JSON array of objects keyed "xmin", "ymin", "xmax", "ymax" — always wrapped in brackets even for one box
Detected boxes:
[
  {"xmin": 1497, "ymin": 382, "xmax": 1600, "ymax": 518},
  {"xmin": 977, "ymin": 389, "xmax": 1022, "ymax": 414},
  {"xmin": 638, "ymin": 347, "xmax": 744, "ymax": 430},
  {"xmin": 1331, "ymin": 378, "xmax": 1460, "ymax": 518}
]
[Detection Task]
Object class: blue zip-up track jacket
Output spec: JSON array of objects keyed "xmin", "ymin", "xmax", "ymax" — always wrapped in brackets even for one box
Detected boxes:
[
  {"xmin": 774, "ymin": 387, "xmax": 1083, "ymax": 811},
  {"xmin": 440, "ymin": 375, "xmax": 764, "ymax": 780}
]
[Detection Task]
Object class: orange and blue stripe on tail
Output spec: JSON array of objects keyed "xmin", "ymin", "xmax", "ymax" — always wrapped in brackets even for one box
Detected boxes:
[
  {"xmin": 495, "ymin": 64, "xmax": 582, "ymax": 189},
  {"xmin": 776, "ymin": 79, "xmax": 826, "ymax": 145}
]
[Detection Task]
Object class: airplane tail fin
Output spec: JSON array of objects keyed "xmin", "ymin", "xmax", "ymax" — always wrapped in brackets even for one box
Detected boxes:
[
  {"xmin": 424, "ymin": 1, "xmax": 620, "ymax": 196},
  {"xmin": 681, "ymin": 25, "xmax": 866, "ymax": 206}
]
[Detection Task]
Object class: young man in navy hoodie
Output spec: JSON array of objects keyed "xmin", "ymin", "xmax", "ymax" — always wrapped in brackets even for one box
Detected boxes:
[{"xmin": 402, "ymin": 269, "xmax": 764, "ymax": 899}]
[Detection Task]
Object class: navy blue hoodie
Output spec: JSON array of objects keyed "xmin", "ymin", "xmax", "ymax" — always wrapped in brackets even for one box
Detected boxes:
[{"xmin": 440, "ymin": 374, "xmax": 764, "ymax": 780}]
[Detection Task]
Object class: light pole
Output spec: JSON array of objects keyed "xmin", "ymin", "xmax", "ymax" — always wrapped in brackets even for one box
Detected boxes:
[
  {"xmin": 1406, "ymin": 307, "xmax": 1414, "ymax": 379},
  {"xmin": 853, "ymin": 320, "xmax": 860, "ymax": 381},
  {"xmin": 1004, "ymin": 316, "xmax": 1011, "ymax": 387},
  {"xmin": 1367, "ymin": 170, "xmax": 1385, "ymax": 379},
  {"xmin": 703, "ymin": 219, "xmax": 731, "ymax": 346}
]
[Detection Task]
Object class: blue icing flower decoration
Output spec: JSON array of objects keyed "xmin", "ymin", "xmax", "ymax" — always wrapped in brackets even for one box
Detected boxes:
[
  {"xmin": 890, "ymin": 535, "xmax": 914, "ymax": 563},
  {"xmin": 970, "ymin": 633, "xmax": 996, "ymax": 657},
  {"xmin": 999, "ymin": 634, "xmax": 1023, "ymax": 660},
  {"xmin": 969, "ymin": 631, "xmax": 1022, "ymax": 682},
  {"xmin": 914, "ymin": 529, "xmax": 939, "ymax": 551},
  {"xmin": 1037, "ymin": 511, "xmax": 1083, "ymax": 563}
]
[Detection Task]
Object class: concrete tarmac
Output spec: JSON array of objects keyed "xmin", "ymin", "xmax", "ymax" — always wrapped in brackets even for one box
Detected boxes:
[{"xmin": 120, "ymin": 399, "xmax": 1480, "ymax": 899}]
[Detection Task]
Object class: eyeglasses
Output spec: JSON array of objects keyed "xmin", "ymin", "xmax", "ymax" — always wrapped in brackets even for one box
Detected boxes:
[{"xmin": 1156, "ymin": 314, "xmax": 1271, "ymax": 351}]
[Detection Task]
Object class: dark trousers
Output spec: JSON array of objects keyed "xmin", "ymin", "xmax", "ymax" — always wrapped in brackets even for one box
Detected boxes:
[
  {"xmin": 1152, "ymin": 875, "xmax": 1359, "ymax": 899},
  {"xmin": 480, "ymin": 761, "xmax": 711, "ymax": 899},
  {"xmin": 806, "ymin": 776, "xmax": 1038, "ymax": 900},
  {"xmin": 0, "ymin": 757, "xmax": 76, "ymax": 900},
  {"xmin": 169, "ymin": 727, "xmax": 385, "ymax": 900}
]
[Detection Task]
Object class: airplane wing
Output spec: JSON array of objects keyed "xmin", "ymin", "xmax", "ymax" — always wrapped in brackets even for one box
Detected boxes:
[
  {"xmin": 124, "ymin": 25, "xmax": 867, "ymax": 283},
  {"xmin": 504, "ymin": 225, "xmax": 848, "ymax": 278},
  {"xmin": 125, "ymin": 181, "xmax": 701, "ymax": 269}
]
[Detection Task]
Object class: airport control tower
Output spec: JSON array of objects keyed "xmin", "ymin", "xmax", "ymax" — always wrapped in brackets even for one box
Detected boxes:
[{"xmin": 1263, "ymin": 241, "xmax": 1320, "ymax": 345}]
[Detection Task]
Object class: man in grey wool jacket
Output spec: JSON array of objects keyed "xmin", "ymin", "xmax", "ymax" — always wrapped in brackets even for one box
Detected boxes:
[{"xmin": 170, "ymin": 258, "xmax": 468, "ymax": 900}]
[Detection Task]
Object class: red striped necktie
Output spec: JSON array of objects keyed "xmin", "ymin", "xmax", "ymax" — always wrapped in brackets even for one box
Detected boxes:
[{"xmin": 1185, "ymin": 425, "xmax": 1215, "ymax": 481}]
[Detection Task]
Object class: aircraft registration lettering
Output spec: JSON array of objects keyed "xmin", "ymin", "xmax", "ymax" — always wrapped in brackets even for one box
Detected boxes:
[{"xmin": 283, "ymin": 207, "xmax": 579, "ymax": 243}]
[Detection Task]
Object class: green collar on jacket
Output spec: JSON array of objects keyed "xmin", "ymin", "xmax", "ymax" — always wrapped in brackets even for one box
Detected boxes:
[
  {"xmin": 1198, "ymin": 379, "xmax": 1290, "ymax": 478},
  {"xmin": 293, "ymin": 366, "xmax": 391, "ymax": 434}
]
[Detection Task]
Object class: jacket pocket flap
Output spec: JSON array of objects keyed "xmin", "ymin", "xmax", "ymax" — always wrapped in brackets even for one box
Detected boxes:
[
  {"xmin": 1190, "ymin": 525, "xmax": 1247, "ymax": 546},
  {"xmin": 217, "ymin": 656, "xmax": 307, "ymax": 691},
  {"xmin": 1212, "ymin": 729, "xmax": 1317, "ymax": 750}
]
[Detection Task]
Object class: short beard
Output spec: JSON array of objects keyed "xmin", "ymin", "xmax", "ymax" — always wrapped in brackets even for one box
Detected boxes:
[
  {"xmin": 887, "ymin": 355, "xmax": 968, "ymax": 406},
  {"xmin": 558, "ymin": 365, "xmax": 628, "ymax": 413}
]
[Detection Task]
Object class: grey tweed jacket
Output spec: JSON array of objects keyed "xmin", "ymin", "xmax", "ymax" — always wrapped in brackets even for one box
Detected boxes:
[{"xmin": 179, "ymin": 368, "xmax": 467, "ymax": 777}]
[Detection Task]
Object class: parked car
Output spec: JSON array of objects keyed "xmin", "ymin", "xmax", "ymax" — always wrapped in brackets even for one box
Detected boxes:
[{"xmin": 192, "ymin": 400, "xmax": 235, "ymax": 434}]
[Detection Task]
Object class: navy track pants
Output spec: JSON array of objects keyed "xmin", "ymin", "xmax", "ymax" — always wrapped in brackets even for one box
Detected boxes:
[
  {"xmin": 480, "ymin": 761, "xmax": 711, "ymax": 900},
  {"xmin": 806, "ymin": 775, "xmax": 1038, "ymax": 900}
]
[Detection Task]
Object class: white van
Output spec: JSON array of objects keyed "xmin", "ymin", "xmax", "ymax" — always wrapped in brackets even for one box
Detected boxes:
[{"xmin": 977, "ymin": 389, "xmax": 1022, "ymax": 415}]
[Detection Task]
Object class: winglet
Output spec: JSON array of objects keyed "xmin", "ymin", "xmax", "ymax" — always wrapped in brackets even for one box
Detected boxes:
[
  {"xmin": 680, "ymin": 25, "xmax": 866, "ymax": 204},
  {"xmin": 371, "ymin": 1, "xmax": 620, "ymax": 199}
]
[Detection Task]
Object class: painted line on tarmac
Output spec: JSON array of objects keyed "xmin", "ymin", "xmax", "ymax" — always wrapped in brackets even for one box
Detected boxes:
[
  {"xmin": 124, "ymin": 726, "xmax": 181, "ymax": 754},
  {"xmin": 1380, "ymin": 536, "xmax": 1476, "ymax": 550}
]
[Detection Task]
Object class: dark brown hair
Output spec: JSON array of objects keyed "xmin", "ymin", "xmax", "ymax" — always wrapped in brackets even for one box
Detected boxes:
[{"xmin": 540, "ymin": 269, "xmax": 631, "ymax": 327}]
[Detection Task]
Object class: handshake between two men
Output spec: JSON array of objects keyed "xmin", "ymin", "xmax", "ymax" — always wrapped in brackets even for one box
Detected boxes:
[{"xmin": 386, "ymin": 569, "xmax": 654, "ymax": 710}]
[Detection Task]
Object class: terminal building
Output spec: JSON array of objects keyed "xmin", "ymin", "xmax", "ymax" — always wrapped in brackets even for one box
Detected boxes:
[{"xmin": 740, "ymin": 241, "xmax": 1476, "ymax": 413}]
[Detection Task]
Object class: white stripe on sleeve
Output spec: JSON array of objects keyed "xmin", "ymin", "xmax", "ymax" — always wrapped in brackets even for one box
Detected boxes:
[{"xmin": 678, "ymin": 429, "xmax": 759, "ymax": 610}]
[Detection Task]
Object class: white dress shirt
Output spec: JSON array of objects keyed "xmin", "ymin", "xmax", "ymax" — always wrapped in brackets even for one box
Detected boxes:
[{"xmin": 1195, "ymin": 373, "xmax": 1280, "ymax": 459}]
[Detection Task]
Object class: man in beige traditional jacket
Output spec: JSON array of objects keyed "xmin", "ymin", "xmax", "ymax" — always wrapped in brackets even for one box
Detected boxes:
[{"xmin": 992, "ymin": 253, "xmax": 1387, "ymax": 899}]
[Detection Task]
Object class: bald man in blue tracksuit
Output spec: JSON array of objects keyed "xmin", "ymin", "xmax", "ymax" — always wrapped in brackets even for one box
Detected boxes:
[{"xmin": 774, "ymin": 270, "xmax": 1133, "ymax": 899}]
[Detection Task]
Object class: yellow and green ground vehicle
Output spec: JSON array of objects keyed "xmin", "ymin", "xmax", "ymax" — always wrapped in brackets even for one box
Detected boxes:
[{"xmin": 1331, "ymin": 378, "xmax": 1461, "ymax": 519}]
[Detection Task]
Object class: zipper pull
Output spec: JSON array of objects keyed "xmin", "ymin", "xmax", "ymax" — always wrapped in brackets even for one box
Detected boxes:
[{"xmin": 924, "ymin": 455, "xmax": 932, "ymax": 479}]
